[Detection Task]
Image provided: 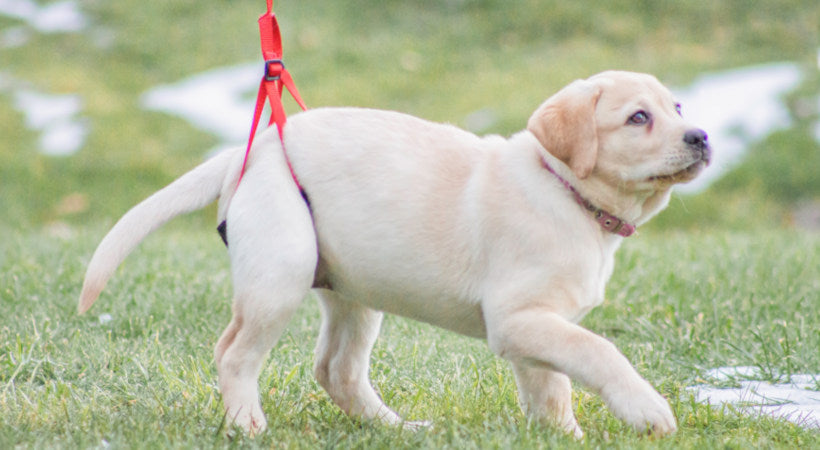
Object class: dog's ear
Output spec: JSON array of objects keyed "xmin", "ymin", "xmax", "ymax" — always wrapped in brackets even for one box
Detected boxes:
[{"xmin": 527, "ymin": 80, "xmax": 603, "ymax": 179}]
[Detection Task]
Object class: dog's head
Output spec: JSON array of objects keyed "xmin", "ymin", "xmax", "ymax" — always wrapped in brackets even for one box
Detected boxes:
[{"xmin": 527, "ymin": 71, "xmax": 710, "ymax": 190}]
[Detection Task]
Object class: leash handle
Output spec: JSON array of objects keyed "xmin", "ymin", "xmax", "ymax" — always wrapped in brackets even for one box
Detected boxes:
[{"xmin": 237, "ymin": 1, "xmax": 307, "ymax": 187}]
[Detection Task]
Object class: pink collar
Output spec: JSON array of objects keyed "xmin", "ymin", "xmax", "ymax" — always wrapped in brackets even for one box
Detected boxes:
[{"xmin": 541, "ymin": 159, "xmax": 636, "ymax": 237}]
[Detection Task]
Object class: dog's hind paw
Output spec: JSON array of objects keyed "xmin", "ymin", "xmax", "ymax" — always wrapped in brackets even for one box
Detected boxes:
[
  {"xmin": 225, "ymin": 405, "xmax": 267, "ymax": 437},
  {"xmin": 401, "ymin": 419, "xmax": 433, "ymax": 431},
  {"xmin": 564, "ymin": 421, "xmax": 584, "ymax": 440}
]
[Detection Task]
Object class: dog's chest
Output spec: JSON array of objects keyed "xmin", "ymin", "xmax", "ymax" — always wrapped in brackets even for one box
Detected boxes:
[
  {"xmin": 565, "ymin": 239, "xmax": 617, "ymax": 323},
  {"xmin": 566, "ymin": 247, "xmax": 616, "ymax": 322}
]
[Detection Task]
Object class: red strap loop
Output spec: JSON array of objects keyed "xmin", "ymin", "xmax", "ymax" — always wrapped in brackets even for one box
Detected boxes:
[{"xmin": 237, "ymin": 1, "xmax": 307, "ymax": 187}]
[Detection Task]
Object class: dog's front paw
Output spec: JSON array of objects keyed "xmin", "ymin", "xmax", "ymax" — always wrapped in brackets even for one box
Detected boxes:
[{"xmin": 602, "ymin": 378, "xmax": 677, "ymax": 436}]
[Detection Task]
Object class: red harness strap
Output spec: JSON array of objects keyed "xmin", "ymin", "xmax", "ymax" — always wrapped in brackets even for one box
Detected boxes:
[{"xmin": 237, "ymin": 0, "xmax": 307, "ymax": 187}]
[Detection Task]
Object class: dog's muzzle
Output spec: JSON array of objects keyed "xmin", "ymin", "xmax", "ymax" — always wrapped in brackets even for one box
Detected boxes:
[{"xmin": 684, "ymin": 128, "xmax": 711, "ymax": 165}]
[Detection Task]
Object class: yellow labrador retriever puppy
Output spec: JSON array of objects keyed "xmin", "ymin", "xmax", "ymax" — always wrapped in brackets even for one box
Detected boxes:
[{"xmin": 79, "ymin": 71, "xmax": 710, "ymax": 438}]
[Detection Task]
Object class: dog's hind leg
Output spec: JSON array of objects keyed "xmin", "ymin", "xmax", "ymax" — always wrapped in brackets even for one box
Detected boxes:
[
  {"xmin": 313, "ymin": 290, "xmax": 428, "ymax": 429},
  {"xmin": 214, "ymin": 145, "xmax": 317, "ymax": 436},
  {"xmin": 511, "ymin": 362, "xmax": 583, "ymax": 439}
]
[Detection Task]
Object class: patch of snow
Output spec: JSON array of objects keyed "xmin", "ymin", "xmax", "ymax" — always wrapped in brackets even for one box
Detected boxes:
[
  {"xmin": 13, "ymin": 89, "xmax": 81, "ymax": 129},
  {"xmin": 39, "ymin": 119, "xmax": 89, "ymax": 156},
  {"xmin": 0, "ymin": 0, "xmax": 34, "ymax": 19},
  {"xmin": 690, "ymin": 366, "xmax": 820, "ymax": 429},
  {"xmin": 140, "ymin": 63, "xmax": 260, "ymax": 151},
  {"xmin": 673, "ymin": 63, "xmax": 803, "ymax": 193},
  {"xmin": 705, "ymin": 366, "xmax": 762, "ymax": 380},
  {"xmin": 12, "ymin": 89, "xmax": 89, "ymax": 156},
  {"xmin": 0, "ymin": 0, "xmax": 87, "ymax": 33}
]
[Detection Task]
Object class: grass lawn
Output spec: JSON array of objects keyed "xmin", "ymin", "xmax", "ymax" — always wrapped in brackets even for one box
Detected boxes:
[{"xmin": 1, "ymin": 226, "xmax": 818, "ymax": 448}]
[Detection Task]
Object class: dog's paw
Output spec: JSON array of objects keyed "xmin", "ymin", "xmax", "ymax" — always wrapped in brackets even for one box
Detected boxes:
[
  {"xmin": 562, "ymin": 420, "xmax": 585, "ymax": 440},
  {"xmin": 602, "ymin": 378, "xmax": 677, "ymax": 436},
  {"xmin": 625, "ymin": 393, "xmax": 676, "ymax": 436},
  {"xmin": 401, "ymin": 419, "xmax": 433, "ymax": 431},
  {"xmin": 226, "ymin": 404, "xmax": 268, "ymax": 437}
]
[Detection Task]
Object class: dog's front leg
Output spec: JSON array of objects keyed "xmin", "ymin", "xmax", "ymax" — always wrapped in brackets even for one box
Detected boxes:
[
  {"xmin": 485, "ymin": 308, "xmax": 676, "ymax": 436},
  {"xmin": 511, "ymin": 363, "xmax": 583, "ymax": 439}
]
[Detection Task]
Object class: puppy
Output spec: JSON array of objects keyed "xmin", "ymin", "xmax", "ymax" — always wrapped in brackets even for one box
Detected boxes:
[{"xmin": 79, "ymin": 70, "xmax": 710, "ymax": 438}]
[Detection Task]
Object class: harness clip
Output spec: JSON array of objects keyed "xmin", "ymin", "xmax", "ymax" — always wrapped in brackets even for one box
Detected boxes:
[{"xmin": 264, "ymin": 59, "xmax": 285, "ymax": 81}]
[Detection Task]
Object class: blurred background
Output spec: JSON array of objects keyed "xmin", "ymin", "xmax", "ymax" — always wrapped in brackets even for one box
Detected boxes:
[{"xmin": 0, "ymin": 0, "xmax": 818, "ymax": 233}]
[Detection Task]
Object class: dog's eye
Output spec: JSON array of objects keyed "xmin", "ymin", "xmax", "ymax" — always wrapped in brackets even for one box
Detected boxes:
[
  {"xmin": 628, "ymin": 111, "xmax": 649, "ymax": 125},
  {"xmin": 675, "ymin": 103, "xmax": 682, "ymax": 116}
]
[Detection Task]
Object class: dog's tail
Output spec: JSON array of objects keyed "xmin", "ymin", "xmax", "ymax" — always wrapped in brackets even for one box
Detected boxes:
[{"xmin": 78, "ymin": 149, "xmax": 238, "ymax": 313}]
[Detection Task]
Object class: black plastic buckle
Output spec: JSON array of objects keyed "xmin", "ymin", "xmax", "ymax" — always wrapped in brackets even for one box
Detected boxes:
[{"xmin": 264, "ymin": 59, "xmax": 285, "ymax": 81}]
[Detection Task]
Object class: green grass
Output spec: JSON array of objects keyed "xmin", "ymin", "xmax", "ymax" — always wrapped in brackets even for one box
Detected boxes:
[
  {"xmin": 2, "ymin": 0, "xmax": 819, "ymax": 447},
  {"xmin": 1, "ymin": 226, "xmax": 818, "ymax": 448}
]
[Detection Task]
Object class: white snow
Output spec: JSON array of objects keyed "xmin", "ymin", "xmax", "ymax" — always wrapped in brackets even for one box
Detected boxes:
[
  {"xmin": 0, "ymin": 0, "xmax": 87, "ymax": 34},
  {"xmin": 140, "ymin": 63, "xmax": 261, "ymax": 154},
  {"xmin": 690, "ymin": 366, "xmax": 820, "ymax": 429},
  {"xmin": 12, "ymin": 89, "xmax": 89, "ymax": 156}
]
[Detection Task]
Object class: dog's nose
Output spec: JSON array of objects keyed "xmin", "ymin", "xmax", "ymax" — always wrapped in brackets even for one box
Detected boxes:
[
  {"xmin": 684, "ymin": 128, "xmax": 711, "ymax": 163},
  {"xmin": 683, "ymin": 129, "xmax": 708, "ymax": 148}
]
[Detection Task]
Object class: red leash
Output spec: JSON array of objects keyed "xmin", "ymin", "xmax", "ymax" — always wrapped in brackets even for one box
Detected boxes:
[{"xmin": 237, "ymin": 0, "xmax": 307, "ymax": 187}]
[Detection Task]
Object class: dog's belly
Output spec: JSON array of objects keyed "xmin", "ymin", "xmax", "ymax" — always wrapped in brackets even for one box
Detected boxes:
[{"xmin": 324, "ymin": 274, "xmax": 488, "ymax": 338}]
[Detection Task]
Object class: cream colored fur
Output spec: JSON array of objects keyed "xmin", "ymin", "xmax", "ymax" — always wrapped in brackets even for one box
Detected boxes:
[{"xmin": 79, "ymin": 71, "xmax": 710, "ymax": 438}]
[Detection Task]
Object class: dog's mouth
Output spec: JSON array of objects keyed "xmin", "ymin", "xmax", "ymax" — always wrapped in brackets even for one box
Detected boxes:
[{"xmin": 648, "ymin": 157, "xmax": 710, "ymax": 184}]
